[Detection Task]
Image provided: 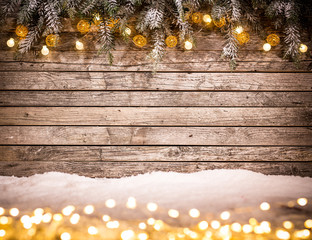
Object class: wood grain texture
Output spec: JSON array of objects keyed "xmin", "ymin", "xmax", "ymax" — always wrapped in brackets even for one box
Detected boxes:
[
  {"xmin": 1, "ymin": 126, "xmax": 311, "ymax": 145},
  {"xmin": 1, "ymin": 107, "xmax": 311, "ymax": 126},
  {"xmin": 1, "ymin": 146, "xmax": 311, "ymax": 162},
  {"xmin": 1, "ymin": 72, "xmax": 312, "ymax": 91},
  {"xmin": 1, "ymin": 91, "xmax": 311, "ymax": 107},
  {"xmin": 0, "ymin": 50, "xmax": 311, "ymax": 72},
  {"xmin": 0, "ymin": 161, "xmax": 311, "ymax": 177}
]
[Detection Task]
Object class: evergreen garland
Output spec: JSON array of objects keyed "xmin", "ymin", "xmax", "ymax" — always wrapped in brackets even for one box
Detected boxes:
[{"xmin": 1, "ymin": 0, "xmax": 311, "ymax": 70}]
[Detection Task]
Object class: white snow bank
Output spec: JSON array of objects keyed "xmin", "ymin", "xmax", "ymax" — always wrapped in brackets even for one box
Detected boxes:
[{"xmin": 0, "ymin": 170, "xmax": 311, "ymax": 222}]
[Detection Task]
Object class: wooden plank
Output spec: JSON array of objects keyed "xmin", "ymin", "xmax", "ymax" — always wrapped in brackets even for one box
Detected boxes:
[
  {"xmin": 1, "ymin": 72, "xmax": 312, "ymax": 91},
  {"xmin": 1, "ymin": 146, "xmax": 311, "ymax": 162},
  {"xmin": 1, "ymin": 107, "xmax": 311, "ymax": 126},
  {"xmin": 0, "ymin": 91, "xmax": 311, "ymax": 107},
  {"xmin": 0, "ymin": 126, "xmax": 311, "ymax": 145},
  {"xmin": 0, "ymin": 50, "xmax": 311, "ymax": 72},
  {"xmin": 0, "ymin": 161, "xmax": 311, "ymax": 177}
]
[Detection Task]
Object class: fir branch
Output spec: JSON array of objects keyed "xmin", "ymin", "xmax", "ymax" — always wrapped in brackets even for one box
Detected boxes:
[
  {"xmin": 98, "ymin": 23, "xmax": 115, "ymax": 64},
  {"xmin": 222, "ymin": 24, "xmax": 239, "ymax": 70},
  {"xmin": 18, "ymin": 25, "xmax": 41, "ymax": 54}
]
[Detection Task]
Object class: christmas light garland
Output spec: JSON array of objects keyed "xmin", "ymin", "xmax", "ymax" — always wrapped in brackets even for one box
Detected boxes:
[
  {"xmin": 1, "ymin": 0, "xmax": 311, "ymax": 69},
  {"xmin": 0, "ymin": 197, "xmax": 311, "ymax": 239}
]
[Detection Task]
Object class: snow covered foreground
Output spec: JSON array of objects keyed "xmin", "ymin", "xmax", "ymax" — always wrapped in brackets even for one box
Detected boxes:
[{"xmin": 0, "ymin": 170, "xmax": 312, "ymax": 222}]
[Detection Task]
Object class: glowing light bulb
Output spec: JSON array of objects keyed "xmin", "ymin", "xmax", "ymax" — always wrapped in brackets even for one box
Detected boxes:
[
  {"xmin": 60, "ymin": 232, "xmax": 71, "ymax": 240},
  {"xmin": 84, "ymin": 205, "xmax": 95, "ymax": 214},
  {"xmin": 20, "ymin": 215, "xmax": 31, "ymax": 224},
  {"xmin": 297, "ymin": 198, "xmax": 308, "ymax": 206},
  {"xmin": 283, "ymin": 221, "xmax": 293, "ymax": 229},
  {"xmin": 260, "ymin": 202, "xmax": 270, "ymax": 211},
  {"xmin": 76, "ymin": 40, "xmax": 84, "ymax": 50},
  {"xmin": 189, "ymin": 208, "xmax": 200, "ymax": 218},
  {"xmin": 198, "ymin": 221, "xmax": 208, "ymax": 230},
  {"xmin": 41, "ymin": 45, "xmax": 49, "ymax": 56},
  {"xmin": 0, "ymin": 208, "xmax": 4, "ymax": 215},
  {"xmin": 203, "ymin": 14, "xmax": 212, "ymax": 23},
  {"xmin": 88, "ymin": 226, "xmax": 98, "ymax": 235},
  {"xmin": 0, "ymin": 216, "xmax": 9, "ymax": 225},
  {"xmin": 105, "ymin": 199, "xmax": 116, "ymax": 208},
  {"xmin": 147, "ymin": 202, "xmax": 158, "ymax": 212},
  {"xmin": 0, "ymin": 230, "xmax": 6, "ymax": 237},
  {"xmin": 276, "ymin": 229, "xmax": 290, "ymax": 239},
  {"xmin": 139, "ymin": 222, "xmax": 147, "ymax": 229},
  {"xmin": 106, "ymin": 221, "xmax": 119, "ymax": 228},
  {"xmin": 242, "ymin": 224, "xmax": 253, "ymax": 233},
  {"xmin": 53, "ymin": 213, "xmax": 63, "ymax": 221},
  {"xmin": 154, "ymin": 220, "xmax": 164, "ymax": 231},
  {"xmin": 42, "ymin": 213, "xmax": 52, "ymax": 223},
  {"xmin": 260, "ymin": 221, "xmax": 271, "ymax": 233},
  {"xmin": 304, "ymin": 219, "xmax": 312, "ymax": 228},
  {"xmin": 7, "ymin": 38, "xmax": 15, "ymax": 48},
  {"xmin": 34, "ymin": 208, "xmax": 44, "ymax": 216},
  {"xmin": 220, "ymin": 211, "xmax": 230, "ymax": 220},
  {"xmin": 121, "ymin": 230, "xmax": 135, "ymax": 240},
  {"xmin": 147, "ymin": 218, "xmax": 155, "ymax": 225},
  {"xmin": 126, "ymin": 197, "xmax": 136, "ymax": 209},
  {"xmin": 211, "ymin": 220, "xmax": 221, "ymax": 229},
  {"xmin": 299, "ymin": 44, "xmax": 308, "ymax": 53},
  {"xmin": 235, "ymin": 26, "xmax": 244, "ymax": 34},
  {"xmin": 9, "ymin": 208, "xmax": 19, "ymax": 217},
  {"xmin": 231, "ymin": 222, "xmax": 242, "ymax": 232},
  {"xmin": 70, "ymin": 213, "xmax": 80, "ymax": 224},
  {"xmin": 184, "ymin": 40, "xmax": 193, "ymax": 50},
  {"xmin": 168, "ymin": 209, "xmax": 179, "ymax": 218},
  {"xmin": 23, "ymin": 222, "xmax": 32, "ymax": 229},
  {"xmin": 124, "ymin": 27, "xmax": 132, "ymax": 35},
  {"xmin": 62, "ymin": 205, "xmax": 75, "ymax": 216},
  {"xmin": 102, "ymin": 215, "xmax": 110, "ymax": 222},
  {"xmin": 138, "ymin": 233, "xmax": 148, "ymax": 240},
  {"xmin": 263, "ymin": 43, "xmax": 271, "ymax": 51}
]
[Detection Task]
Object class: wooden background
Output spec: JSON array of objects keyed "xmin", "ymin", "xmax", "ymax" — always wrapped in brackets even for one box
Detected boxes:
[{"xmin": 0, "ymin": 19, "xmax": 312, "ymax": 177}]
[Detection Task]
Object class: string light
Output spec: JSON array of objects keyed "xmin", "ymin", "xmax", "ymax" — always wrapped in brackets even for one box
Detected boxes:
[
  {"xmin": 211, "ymin": 220, "xmax": 221, "ymax": 229},
  {"xmin": 147, "ymin": 218, "xmax": 156, "ymax": 225},
  {"xmin": 299, "ymin": 44, "xmax": 308, "ymax": 53},
  {"xmin": 70, "ymin": 213, "xmax": 80, "ymax": 224},
  {"xmin": 102, "ymin": 215, "xmax": 111, "ymax": 222},
  {"xmin": 9, "ymin": 208, "xmax": 19, "ymax": 217},
  {"xmin": 0, "ymin": 216, "xmax": 9, "ymax": 225},
  {"xmin": 147, "ymin": 202, "xmax": 158, "ymax": 212},
  {"xmin": 60, "ymin": 232, "xmax": 71, "ymax": 240},
  {"xmin": 276, "ymin": 229, "xmax": 290, "ymax": 239},
  {"xmin": 242, "ymin": 224, "xmax": 253, "ymax": 233},
  {"xmin": 0, "ymin": 230, "xmax": 6, "ymax": 237},
  {"xmin": 41, "ymin": 45, "xmax": 50, "ymax": 56},
  {"xmin": 304, "ymin": 219, "xmax": 312, "ymax": 228},
  {"xmin": 7, "ymin": 38, "xmax": 15, "ymax": 47},
  {"xmin": 88, "ymin": 226, "xmax": 98, "ymax": 235},
  {"xmin": 121, "ymin": 230, "xmax": 135, "ymax": 240},
  {"xmin": 203, "ymin": 14, "xmax": 212, "ymax": 23},
  {"xmin": 106, "ymin": 220, "xmax": 120, "ymax": 229},
  {"xmin": 297, "ymin": 198, "xmax": 308, "ymax": 206},
  {"xmin": 189, "ymin": 208, "xmax": 200, "ymax": 218},
  {"xmin": 198, "ymin": 221, "xmax": 209, "ymax": 230},
  {"xmin": 0, "ymin": 208, "xmax": 4, "ymax": 215},
  {"xmin": 235, "ymin": 26, "xmax": 244, "ymax": 34},
  {"xmin": 124, "ymin": 27, "xmax": 132, "ymax": 35},
  {"xmin": 220, "ymin": 211, "xmax": 230, "ymax": 220},
  {"xmin": 168, "ymin": 209, "xmax": 179, "ymax": 218},
  {"xmin": 260, "ymin": 202, "xmax": 270, "ymax": 211},
  {"xmin": 53, "ymin": 213, "xmax": 63, "ymax": 221},
  {"xmin": 283, "ymin": 221, "xmax": 293, "ymax": 229},
  {"xmin": 84, "ymin": 205, "xmax": 94, "ymax": 214},
  {"xmin": 138, "ymin": 233, "xmax": 148, "ymax": 240},
  {"xmin": 263, "ymin": 43, "xmax": 271, "ymax": 52},
  {"xmin": 231, "ymin": 222, "xmax": 242, "ymax": 232},
  {"xmin": 184, "ymin": 40, "xmax": 193, "ymax": 50},
  {"xmin": 105, "ymin": 199, "xmax": 116, "ymax": 208},
  {"xmin": 76, "ymin": 40, "xmax": 84, "ymax": 50},
  {"xmin": 139, "ymin": 222, "xmax": 147, "ymax": 229},
  {"xmin": 62, "ymin": 205, "xmax": 75, "ymax": 216},
  {"xmin": 42, "ymin": 213, "xmax": 52, "ymax": 223},
  {"xmin": 126, "ymin": 197, "xmax": 136, "ymax": 209}
]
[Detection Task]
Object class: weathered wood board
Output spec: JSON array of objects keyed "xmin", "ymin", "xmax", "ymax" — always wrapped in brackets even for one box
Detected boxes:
[{"xmin": 0, "ymin": 21, "xmax": 311, "ymax": 177}]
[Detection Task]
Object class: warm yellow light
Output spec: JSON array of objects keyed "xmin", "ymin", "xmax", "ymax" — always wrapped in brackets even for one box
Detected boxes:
[
  {"xmin": 102, "ymin": 215, "xmax": 110, "ymax": 222},
  {"xmin": 84, "ymin": 205, "xmax": 95, "ymax": 214},
  {"xmin": 121, "ymin": 230, "xmax": 135, "ymax": 240},
  {"xmin": 0, "ymin": 229, "xmax": 6, "ymax": 237},
  {"xmin": 34, "ymin": 208, "xmax": 44, "ymax": 216},
  {"xmin": 220, "ymin": 211, "xmax": 230, "ymax": 220},
  {"xmin": 138, "ymin": 233, "xmax": 148, "ymax": 240},
  {"xmin": 62, "ymin": 205, "xmax": 75, "ymax": 216},
  {"xmin": 76, "ymin": 40, "xmax": 84, "ymax": 50},
  {"xmin": 88, "ymin": 226, "xmax": 98, "ymax": 235},
  {"xmin": 42, "ymin": 213, "xmax": 52, "ymax": 223},
  {"xmin": 231, "ymin": 222, "xmax": 242, "ymax": 232},
  {"xmin": 297, "ymin": 198, "xmax": 308, "ymax": 206},
  {"xmin": 20, "ymin": 215, "xmax": 31, "ymax": 224},
  {"xmin": 0, "ymin": 216, "xmax": 9, "ymax": 225},
  {"xmin": 235, "ymin": 26, "xmax": 244, "ymax": 34},
  {"xmin": 294, "ymin": 229, "xmax": 311, "ymax": 238},
  {"xmin": 198, "ymin": 221, "xmax": 208, "ymax": 230},
  {"xmin": 242, "ymin": 224, "xmax": 253, "ymax": 233},
  {"xmin": 211, "ymin": 220, "xmax": 221, "ymax": 229},
  {"xmin": 31, "ymin": 215, "xmax": 42, "ymax": 224},
  {"xmin": 53, "ymin": 213, "xmax": 63, "ymax": 222},
  {"xmin": 203, "ymin": 14, "xmax": 212, "ymax": 23},
  {"xmin": 105, "ymin": 199, "xmax": 116, "ymax": 208},
  {"xmin": 299, "ymin": 44, "xmax": 308, "ymax": 53},
  {"xmin": 184, "ymin": 40, "xmax": 193, "ymax": 50},
  {"xmin": 147, "ymin": 218, "xmax": 155, "ymax": 225},
  {"xmin": 283, "ymin": 221, "xmax": 293, "ymax": 229},
  {"xmin": 41, "ymin": 45, "xmax": 49, "ymax": 56},
  {"xmin": 168, "ymin": 209, "xmax": 179, "ymax": 218},
  {"xmin": 125, "ymin": 27, "xmax": 132, "ymax": 35},
  {"xmin": 260, "ymin": 221, "xmax": 271, "ymax": 233},
  {"xmin": 60, "ymin": 232, "xmax": 71, "ymax": 240},
  {"xmin": 23, "ymin": 221, "xmax": 32, "ymax": 229},
  {"xmin": 276, "ymin": 229, "xmax": 290, "ymax": 239},
  {"xmin": 126, "ymin": 197, "xmax": 136, "ymax": 209},
  {"xmin": 147, "ymin": 202, "xmax": 158, "ymax": 212},
  {"xmin": 70, "ymin": 213, "xmax": 80, "ymax": 224},
  {"xmin": 7, "ymin": 38, "xmax": 15, "ymax": 47},
  {"xmin": 139, "ymin": 222, "xmax": 147, "ymax": 229},
  {"xmin": 106, "ymin": 220, "xmax": 119, "ymax": 229},
  {"xmin": 189, "ymin": 231, "xmax": 198, "ymax": 239},
  {"xmin": 154, "ymin": 220, "xmax": 164, "ymax": 231},
  {"xmin": 0, "ymin": 208, "xmax": 4, "ymax": 216},
  {"xmin": 304, "ymin": 219, "xmax": 312, "ymax": 228},
  {"xmin": 9, "ymin": 208, "xmax": 19, "ymax": 217},
  {"xmin": 189, "ymin": 208, "xmax": 200, "ymax": 218},
  {"xmin": 260, "ymin": 202, "xmax": 270, "ymax": 211},
  {"xmin": 263, "ymin": 43, "xmax": 271, "ymax": 51},
  {"xmin": 254, "ymin": 225, "xmax": 264, "ymax": 234},
  {"xmin": 249, "ymin": 218, "xmax": 258, "ymax": 226}
]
